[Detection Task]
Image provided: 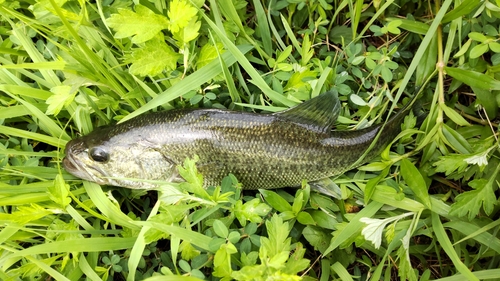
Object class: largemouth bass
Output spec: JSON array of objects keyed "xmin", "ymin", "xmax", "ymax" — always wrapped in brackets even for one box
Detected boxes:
[{"xmin": 63, "ymin": 91, "xmax": 415, "ymax": 190}]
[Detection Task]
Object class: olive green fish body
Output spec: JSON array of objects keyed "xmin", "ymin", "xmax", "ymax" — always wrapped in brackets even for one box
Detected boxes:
[{"xmin": 63, "ymin": 92, "xmax": 413, "ymax": 189}]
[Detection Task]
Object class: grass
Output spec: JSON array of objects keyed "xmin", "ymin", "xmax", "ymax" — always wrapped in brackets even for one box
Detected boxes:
[{"xmin": 1, "ymin": 0, "xmax": 500, "ymax": 280}]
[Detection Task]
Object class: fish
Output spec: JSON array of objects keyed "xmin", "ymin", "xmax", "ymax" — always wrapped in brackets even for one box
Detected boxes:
[{"xmin": 63, "ymin": 91, "xmax": 417, "ymax": 191}]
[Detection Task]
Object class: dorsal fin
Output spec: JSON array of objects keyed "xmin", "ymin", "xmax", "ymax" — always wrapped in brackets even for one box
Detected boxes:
[{"xmin": 274, "ymin": 91, "xmax": 340, "ymax": 134}]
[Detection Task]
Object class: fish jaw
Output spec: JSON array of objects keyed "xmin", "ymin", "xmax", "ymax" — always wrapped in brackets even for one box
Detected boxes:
[{"xmin": 62, "ymin": 141, "xmax": 111, "ymax": 186}]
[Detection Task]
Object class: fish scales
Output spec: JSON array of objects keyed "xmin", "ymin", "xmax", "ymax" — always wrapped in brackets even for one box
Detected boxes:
[{"xmin": 63, "ymin": 91, "xmax": 415, "ymax": 190}]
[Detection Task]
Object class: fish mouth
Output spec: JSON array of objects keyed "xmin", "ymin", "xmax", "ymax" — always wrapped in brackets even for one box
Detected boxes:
[{"xmin": 62, "ymin": 154, "xmax": 107, "ymax": 185}]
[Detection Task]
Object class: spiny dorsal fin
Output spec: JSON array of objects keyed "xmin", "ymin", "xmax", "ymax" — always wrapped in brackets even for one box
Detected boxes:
[{"xmin": 274, "ymin": 91, "xmax": 340, "ymax": 134}]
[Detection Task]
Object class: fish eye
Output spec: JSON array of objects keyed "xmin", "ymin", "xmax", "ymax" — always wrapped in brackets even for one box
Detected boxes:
[{"xmin": 89, "ymin": 147, "xmax": 109, "ymax": 163}]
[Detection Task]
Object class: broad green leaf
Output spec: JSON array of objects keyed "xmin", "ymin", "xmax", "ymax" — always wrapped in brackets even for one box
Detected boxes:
[
  {"xmin": 416, "ymin": 35, "xmax": 437, "ymax": 86},
  {"xmin": 350, "ymin": 94, "xmax": 367, "ymax": 106},
  {"xmin": 489, "ymin": 42, "xmax": 500, "ymax": 52},
  {"xmin": 400, "ymin": 158, "xmax": 431, "ymax": 209},
  {"xmin": 213, "ymin": 220, "xmax": 229, "ymax": 238},
  {"xmin": 196, "ymin": 43, "xmax": 224, "ymax": 70},
  {"xmin": 260, "ymin": 215, "xmax": 291, "ymax": 258},
  {"xmin": 450, "ymin": 178, "xmax": 497, "ymax": 220},
  {"xmin": 386, "ymin": 17, "xmax": 428, "ymax": 35},
  {"xmin": 2, "ymin": 204, "xmax": 52, "ymax": 224},
  {"xmin": 107, "ymin": 5, "xmax": 169, "ymax": 44},
  {"xmin": 364, "ymin": 167, "xmax": 389, "ymax": 204},
  {"xmin": 142, "ymin": 222, "xmax": 212, "ymax": 251},
  {"xmin": 386, "ymin": 20, "xmax": 402, "ymax": 34},
  {"xmin": 296, "ymin": 211, "xmax": 316, "ymax": 225},
  {"xmin": 454, "ymin": 39, "xmax": 472, "ymax": 58},
  {"xmin": 47, "ymin": 174, "xmax": 71, "ymax": 207},
  {"xmin": 351, "ymin": 56, "xmax": 365, "ymax": 65},
  {"xmin": 259, "ymin": 189, "xmax": 292, "ymax": 213},
  {"xmin": 445, "ymin": 67, "xmax": 500, "ymax": 90},
  {"xmin": 381, "ymin": 66, "xmax": 393, "ymax": 82},
  {"xmin": 440, "ymin": 104, "xmax": 469, "ymax": 126},
  {"xmin": 471, "ymin": 86, "xmax": 498, "ymax": 118},
  {"xmin": 173, "ymin": 18, "xmax": 201, "ymax": 44},
  {"xmin": 167, "ymin": 0, "xmax": 198, "ymax": 33},
  {"xmin": 469, "ymin": 43, "xmax": 489, "ymax": 58},
  {"xmin": 441, "ymin": 124, "xmax": 472, "ymax": 154},
  {"xmin": 434, "ymin": 154, "xmax": 469, "ymax": 176},
  {"xmin": 309, "ymin": 210, "xmax": 337, "ymax": 230},
  {"xmin": 285, "ymin": 245, "xmax": 310, "ymax": 274},
  {"xmin": 277, "ymin": 46, "xmax": 293, "ymax": 63},
  {"xmin": 234, "ymin": 199, "xmax": 270, "ymax": 226},
  {"xmin": 371, "ymin": 185, "xmax": 425, "ymax": 212},
  {"xmin": 125, "ymin": 39, "xmax": 181, "ymax": 76},
  {"xmin": 324, "ymin": 201, "xmax": 383, "ymax": 255},
  {"xmin": 46, "ymin": 85, "xmax": 76, "ymax": 116},
  {"xmin": 301, "ymin": 226, "xmax": 330, "ymax": 253},
  {"xmin": 441, "ymin": 0, "xmax": 481, "ymax": 23},
  {"xmin": 468, "ymin": 32, "xmax": 488, "ymax": 43}
]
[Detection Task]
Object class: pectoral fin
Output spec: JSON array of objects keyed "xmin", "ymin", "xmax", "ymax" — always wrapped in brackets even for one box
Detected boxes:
[{"xmin": 309, "ymin": 178, "xmax": 342, "ymax": 199}]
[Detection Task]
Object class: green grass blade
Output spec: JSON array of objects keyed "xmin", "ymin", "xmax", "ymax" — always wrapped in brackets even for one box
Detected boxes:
[
  {"xmin": 350, "ymin": 0, "xmax": 453, "ymax": 168},
  {"xmin": 83, "ymin": 181, "xmax": 139, "ymax": 229},
  {"xmin": 66, "ymin": 205, "xmax": 94, "ymax": 231},
  {"xmin": 210, "ymin": 31, "xmax": 241, "ymax": 103},
  {"xmin": 280, "ymin": 14, "xmax": 301, "ymax": 52},
  {"xmin": 200, "ymin": 12, "xmax": 296, "ymax": 107},
  {"xmin": 127, "ymin": 200, "xmax": 161, "ymax": 281},
  {"xmin": 441, "ymin": 0, "xmax": 482, "ymax": 23},
  {"xmin": 431, "ymin": 212, "xmax": 479, "ymax": 281},
  {"xmin": 4, "ymin": 91, "xmax": 70, "ymax": 141},
  {"xmin": 9, "ymin": 237, "xmax": 137, "ymax": 257},
  {"xmin": 267, "ymin": 2, "xmax": 295, "ymax": 63},
  {"xmin": 436, "ymin": 269, "xmax": 500, "ymax": 281},
  {"xmin": 119, "ymin": 45, "xmax": 254, "ymax": 123},
  {"xmin": 0, "ymin": 125, "xmax": 66, "ymax": 147},
  {"xmin": 0, "ymin": 224, "xmax": 20, "ymax": 245},
  {"xmin": 446, "ymin": 220, "xmax": 500, "ymax": 254},
  {"xmin": 78, "ymin": 253, "xmax": 103, "ymax": 281},
  {"xmin": 0, "ymin": 61, "xmax": 66, "ymax": 70},
  {"xmin": 143, "ymin": 276, "xmax": 204, "ymax": 281},
  {"xmin": 400, "ymin": 158, "xmax": 432, "ymax": 208},
  {"xmin": 5, "ymin": 19, "xmax": 60, "ymax": 87},
  {"xmin": 312, "ymin": 67, "xmax": 332, "ymax": 98},
  {"xmin": 138, "ymin": 221, "xmax": 213, "ymax": 251},
  {"xmin": 445, "ymin": 67, "xmax": 500, "ymax": 90},
  {"xmin": 252, "ymin": 0, "xmax": 272, "ymax": 55},
  {"xmin": 25, "ymin": 255, "xmax": 70, "ymax": 281},
  {"xmin": 331, "ymin": 261, "xmax": 354, "ymax": 281}
]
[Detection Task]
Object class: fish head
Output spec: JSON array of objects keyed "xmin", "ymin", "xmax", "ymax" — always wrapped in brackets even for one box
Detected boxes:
[{"xmin": 62, "ymin": 130, "xmax": 177, "ymax": 189}]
